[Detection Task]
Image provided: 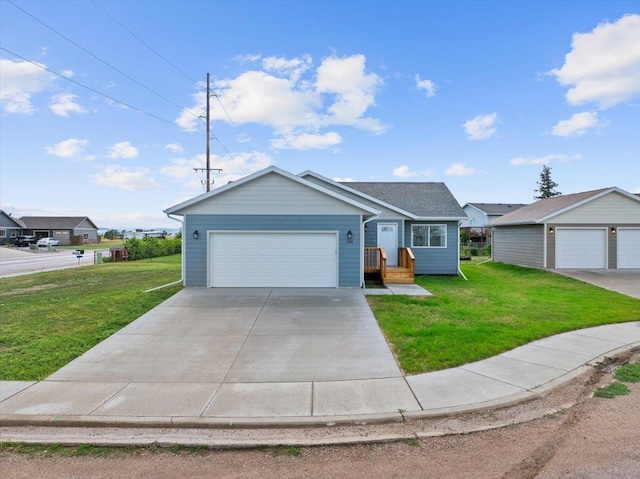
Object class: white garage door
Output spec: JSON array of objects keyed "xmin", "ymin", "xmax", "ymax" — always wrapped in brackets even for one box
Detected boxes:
[
  {"xmin": 209, "ymin": 232, "xmax": 338, "ymax": 287},
  {"xmin": 618, "ymin": 228, "xmax": 640, "ymax": 269},
  {"xmin": 556, "ymin": 228, "xmax": 606, "ymax": 269}
]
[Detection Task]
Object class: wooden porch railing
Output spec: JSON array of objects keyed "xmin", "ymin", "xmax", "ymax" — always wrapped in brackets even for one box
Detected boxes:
[
  {"xmin": 399, "ymin": 247, "xmax": 415, "ymax": 277},
  {"xmin": 364, "ymin": 247, "xmax": 387, "ymax": 279}
]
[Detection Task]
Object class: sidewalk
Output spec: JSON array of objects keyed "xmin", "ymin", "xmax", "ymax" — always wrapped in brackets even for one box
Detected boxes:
[{"xmin": 1, "ymin": 322, "xmax": 638, "ymax": 439}]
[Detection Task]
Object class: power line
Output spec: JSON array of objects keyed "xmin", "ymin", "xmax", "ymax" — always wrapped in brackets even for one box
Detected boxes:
[
  {"xmin": 6, "ymin": 0, "xmax": 201, "ymax": 121},
  {"xmin": 1, "ymin": 47, "xmax": 177, "ymax": 127}
]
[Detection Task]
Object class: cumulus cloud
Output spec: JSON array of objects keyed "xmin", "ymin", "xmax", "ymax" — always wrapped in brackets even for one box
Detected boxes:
[
  {"xmin": 107, "ymin": 141, "xmax": 139, "ymax": 159},
  {"xmin": 415, "ymin": 75, "xmax": 436, "ymax": 97},
  {"xmin": 175, "ymin": 53, "xmax": 385, "ymax": 148},
  {"xmin": 49, "ymin": 93, "xmax": 87, "ymax": 117},
  {"xmin": 0, "ymin": 59, "xmax": 56, "ymax": 114},
  {"xmin": 445, "ymin": 163, "xmax": 477, "ymax": 176},
  {"xmin": 44, "ymin": 138, "xmax": 89, "ymax": 158},
  {"xmin": 270, "ymin": 131, "xmax": 341, "ymax": 150},
  {"xmin": 161, "ymin": 151, "xmax": 272, "ymax": 190},
  {"xmin": 510, "ymin": 153, "xmax": 582, "ymax": 166},
  {"xmin": 549, "ymin": 14, "xmax": 640, "ymax": 108},
  {"xmin": 392, "ymin": 165, "xmax": 433, "ymax": 178},
  {"xmin": 94, "ymin": 165, "xmax": 160, "ymax": 191},
  {"xmin": 551, "ymin": 111, "xmax": 600, "ymax": 137},
  {"xmin": 164, "ymin": 143, "xmax": 184, "ymax": 154},
  {"xmin": 462, "ymin": 113, "xmax": 498, "ymax": 140}
]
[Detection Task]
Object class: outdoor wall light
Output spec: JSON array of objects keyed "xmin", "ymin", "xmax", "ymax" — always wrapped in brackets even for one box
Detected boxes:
[
  {"xmin": 549, "ymin": 227, "xmax": 554, "ymax": 234},
  {"xmin": 347, "ymin": 230, "xmax": 353, "ymax": 240},
  {"xmin": 611, "ymin": 227, "xmax": 616, "ymax": 234},
  {"xmin": 193, "ymin": 230, "xmax": 199, "ymax": 240}
]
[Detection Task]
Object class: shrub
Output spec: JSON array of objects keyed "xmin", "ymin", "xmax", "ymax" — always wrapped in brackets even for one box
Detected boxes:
[
  {"xmin": 481, "ymin": 244, "xmax": 491, "ymax": 256},
  {"xmin": 125, "ymin": 237, "xmax": 181, "ymax": 261}
]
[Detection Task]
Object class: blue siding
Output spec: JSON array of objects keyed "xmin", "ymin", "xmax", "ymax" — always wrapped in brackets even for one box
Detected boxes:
[
  {"xmin": 184, "ymin": 215, "xmax": 361, "ymax": 287},
  {"xmin": 404, "ymin": 222, "xmax": 459, "ymax": 274}
]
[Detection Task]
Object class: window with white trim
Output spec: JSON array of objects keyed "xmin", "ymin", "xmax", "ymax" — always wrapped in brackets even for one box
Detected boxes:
[
  {"xmin": 0, "ymin": 229, "xmax": 6, "ymax": 237},
  {"xmin": 411, "ymin": 224, "xmax": 447, "ymax": 248}
]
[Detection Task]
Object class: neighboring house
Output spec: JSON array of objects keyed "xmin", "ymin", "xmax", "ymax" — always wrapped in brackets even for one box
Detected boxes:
[
  {"xmin": 0, "ymin": 210, "xmax": 23, "ymax": 245},
  {"xmin": 461, "ymin": 202, "xmax": 528, "ymax": 243},
  {"xmin": 164, "ymin": 166, "xmax": 467, "ymax": 288},
  {"xmin": 124, "ymin": 230, "xmax": 167, "ymax": 240},
  {"xmin": 489, "ymin": 187, "xmax": 640, "ymax": 269},
  {"xmin": 18, "ymin": 216, "xmax": 100, "ymax": 245}
]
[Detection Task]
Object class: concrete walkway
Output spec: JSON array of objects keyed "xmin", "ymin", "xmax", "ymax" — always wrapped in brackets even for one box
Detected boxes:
[
  {"xmin": 1, "ymin": 287, "xmax": 638, "ymax": 432},
  {"xmin": 553, "ymin": 268, "xmax": 640, "ymax": 299}
]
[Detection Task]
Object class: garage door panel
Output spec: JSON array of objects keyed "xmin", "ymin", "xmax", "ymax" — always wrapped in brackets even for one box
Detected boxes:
[
  {"xmin": 210, "ymin": 232, "xmax": 338, "ymax": 287},
  {"xmin": 618, "ymin": 229, "xmax": 640, "ymax": 269},
  {"xmin": 556, "ymin": 229, "xmax": 606, "ymax": 269}
]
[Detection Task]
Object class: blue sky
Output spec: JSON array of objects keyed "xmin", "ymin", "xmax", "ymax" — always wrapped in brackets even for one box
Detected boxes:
[{"xmin": 1, "ymin": 0, "xmax": 639, "ymax": 229}]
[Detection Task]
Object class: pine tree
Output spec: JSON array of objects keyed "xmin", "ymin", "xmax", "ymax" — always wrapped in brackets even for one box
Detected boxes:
[{"xmin": 534, "ymin": 165, "xmax": 561, "ymax": 199}]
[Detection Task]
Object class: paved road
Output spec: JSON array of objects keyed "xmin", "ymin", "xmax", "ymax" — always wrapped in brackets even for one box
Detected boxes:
[{"xmin": 0, "ymin": 247, "xmax": 105, "ymax": 278}]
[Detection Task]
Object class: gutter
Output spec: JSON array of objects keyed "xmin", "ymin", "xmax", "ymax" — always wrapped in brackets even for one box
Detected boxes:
[{"xmin": 144, "ymin": 213, "xmax": 184, "ymax": 293}]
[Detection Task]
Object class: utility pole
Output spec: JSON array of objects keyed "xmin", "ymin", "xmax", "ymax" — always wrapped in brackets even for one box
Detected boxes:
[{"xmin": 195, "ymin": 72, "xmax": 222, "ymax": 192}]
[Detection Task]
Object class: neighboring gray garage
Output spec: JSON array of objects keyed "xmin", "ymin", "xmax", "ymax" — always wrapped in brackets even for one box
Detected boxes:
[{"xmin": 489, "ymin": 187, "xmax": 640, "ymax": 270}]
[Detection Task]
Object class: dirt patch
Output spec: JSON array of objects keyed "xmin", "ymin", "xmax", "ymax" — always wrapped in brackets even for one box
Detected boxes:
[{"xmin": 0, "ymin": 284, "xmax": 60, "ymax": 296}]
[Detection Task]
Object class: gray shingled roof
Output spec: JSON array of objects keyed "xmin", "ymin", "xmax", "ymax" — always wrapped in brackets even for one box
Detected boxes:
[
  {"xmin": 488, "ymin": 188, "xmax": 611, "ymax": 226},
  {"xmin": 466, "ymin": 203, "xmax": 528, "ymax": 215},
  {"xmin": 342, "ymin": 182, "xmax": 466, "ymax": 218},
  {"xmin": 19, "ymin": 216, "xmax": 98, "ymax": 230}
]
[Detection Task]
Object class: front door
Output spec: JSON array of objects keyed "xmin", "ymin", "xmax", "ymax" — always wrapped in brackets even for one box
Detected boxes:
[{"xmin": 377, "ymin": 223, "xmax": 398, "ymax": 266}]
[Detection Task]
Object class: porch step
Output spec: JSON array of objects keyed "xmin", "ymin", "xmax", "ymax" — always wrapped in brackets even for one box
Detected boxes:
[{"xmin": 383, "ymin": 267, "xmax": 414, "ymax": 284}]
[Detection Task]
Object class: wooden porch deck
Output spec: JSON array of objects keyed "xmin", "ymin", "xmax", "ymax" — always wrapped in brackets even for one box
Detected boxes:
[{"xmin": 364, "ymin": 247, "xmax": 415, "ymax": 284}]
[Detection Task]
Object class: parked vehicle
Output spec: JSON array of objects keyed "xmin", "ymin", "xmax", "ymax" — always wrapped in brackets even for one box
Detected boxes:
[
  {"xmin": 36, "ymin": 237, "xmax": 60, "ymax": 247},
  {"xmin": 13, "ymin": 235, "xmax": 37, "ymax": 247}
]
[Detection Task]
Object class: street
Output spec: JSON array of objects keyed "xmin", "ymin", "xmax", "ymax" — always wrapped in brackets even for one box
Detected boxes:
[{"xmin": 0, "ymin": 246, "xmax": 106, "ymax": 278}]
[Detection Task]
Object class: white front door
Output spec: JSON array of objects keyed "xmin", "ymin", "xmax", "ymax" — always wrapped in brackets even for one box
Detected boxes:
[{"xmin": 377, "ymin": 223, "xmax": 398, "ymax": 266}]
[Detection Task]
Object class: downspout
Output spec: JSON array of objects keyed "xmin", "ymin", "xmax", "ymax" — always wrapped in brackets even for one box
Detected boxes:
[
  {"xmin": 361, "ymin": 214, "xmax": 380, "ymax": 287},
  {"xmin": 145, "ymin": 213, "xmax": 184, "ymax": 293},
  {"xmin": 457, "ymin": 219, "xmax": 468, "ymax": 280}
]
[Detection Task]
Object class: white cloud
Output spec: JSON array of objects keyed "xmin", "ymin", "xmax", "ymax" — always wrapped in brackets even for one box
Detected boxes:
[
  {"xmin": 270, "ymin": 131, "xmax": 342, "ymax": 150},
  {"xmin": 549, "ymin": 14, "xmax": 640, "ymax": 108},
  {"xmin": 392, "ymin": 165, "xmax": 418, "ymax": 178},
  {"xmin": 510, "ymin": 153, "xmax": 583, "ymax": 166},
  {"xmin": 49, "ymin": 93, "xmax": 87, "ymax": 117},
  {"xmin": 44, "ymin": 138, "xmax": 89, "ymax": 158},
  {"xmin": 234, "ymin": 53, "xmax": 261, "ymax": 63},
  {"xmin": 107, "ymin": 141, "xmax": 139, "ymax": 159},
  {"xmin": 176, "ymin": 54, "xmax": 386, "ymax": 148},
  {"xmin": 333, "ymin": 177, "xmax": 354, "ymax": 182},
  {"xmin": 462, "ymin": 113, "xmax": 498, "ymax": 140},
  {"xmin": 415, "ymin": 75, "xmax": 436, "ymax": 97},
  {"xmin": 0, "ymin": 59, "xmax": 56, "ymax": 114},
  {"xmin": 164, "ymin": 143, "xmax": 184, "ymax": 154},
  {"xmin": 445, "ymin": 163, "xmax": 477, "ymax": 176},
  {"xmin": 161, "ymin": 151, "xmax": 272, "ymax": 190},
  {"xmin": 94, "ymin": 165, "xmax": 160, "ymax": 191},
  {"xmin": 634, "ymin": 185, "xmax": 640, "ymax": 194},
  {"xmin": 551, "ymin": 111, "xmax": 599, "ymax": 137}
]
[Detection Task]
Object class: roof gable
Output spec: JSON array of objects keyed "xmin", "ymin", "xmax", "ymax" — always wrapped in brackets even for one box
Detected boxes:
[
  {"xmin": 489, "ymin": 187, "xmax": 640, "ymax": 226},
  {"xmin": 165, "ymin": 166, "xmax": 380, "ymax": 216}
]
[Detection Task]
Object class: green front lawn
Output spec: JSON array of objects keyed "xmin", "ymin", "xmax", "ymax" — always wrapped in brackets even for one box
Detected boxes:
[
  {"xmin": 0, "ymin": 255, "xmax": 182, "ymax": 381},
  {"xmin": 369, "ymin": 261, "xmax": 640, "ymax": 374}
]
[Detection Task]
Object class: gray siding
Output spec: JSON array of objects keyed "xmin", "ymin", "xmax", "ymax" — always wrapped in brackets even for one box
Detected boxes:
[
  {"xmin": 404, "ymin": 221, "xmax": 459, "ymax": 275},
  {"xmin": 493, "ymin": 225, "xmax": 544, "ymax": 268},
  {"xmin": 184, "ymin": 215, "xmax": 361, "ymax": 287}
]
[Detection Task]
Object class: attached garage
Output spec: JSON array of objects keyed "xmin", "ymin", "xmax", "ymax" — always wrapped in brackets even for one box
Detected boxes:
[
  {"xmin": 617, "ymin": 228, "xmax": 640, "ymax": 269},
  {"xmin": 490, "ymin": 187, "xmax": 640, "ymax": 270},
  {"xmin": 555, "ymin": 228, "xmax": 607, "ymax": 269},
  {"xmin": 209, "ymin": 232, "xmax": 338, "ymax": 287}
]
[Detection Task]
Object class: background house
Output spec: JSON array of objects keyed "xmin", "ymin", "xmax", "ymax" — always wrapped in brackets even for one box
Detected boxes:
[
  {"xmin": 489, "ymin": 187, "xmax": 640, "ymax": 269},
  {"xmin": 18, "ymin": 216, "xmax": 100, "ymax": 245},
  {"xmin": 461, "ymin": 203, "xmax": 528, "ymax": 244},
  {"xmin": 0, "ymin": 210, "xmax": 23, "ymax": 245},
  {"xmin": 165, "ymin": 166, "xmax": 466, "ymax": 288}
]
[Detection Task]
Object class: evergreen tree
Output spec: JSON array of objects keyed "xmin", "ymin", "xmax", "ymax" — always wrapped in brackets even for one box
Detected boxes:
[{"xmin": 534, "ymin": 165, "xmax": 561, "ymax": 199}]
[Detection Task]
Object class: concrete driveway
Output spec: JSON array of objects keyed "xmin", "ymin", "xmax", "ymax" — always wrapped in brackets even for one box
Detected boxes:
[{"xmin": 554, "ymin": 269, "xmax": 640, "ymax": 299}]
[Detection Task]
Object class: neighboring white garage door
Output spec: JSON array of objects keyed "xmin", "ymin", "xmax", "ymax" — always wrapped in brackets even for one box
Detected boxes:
[
  {"xmin": 555, "ymin": 228, "xmax": 606, "ymax": 269},
  {"xmin": 617, "ymin": 228, "xmax": 640, "ymax": 269},
  {"xmin": 209, "ymin": 232, "xmax": 338, "ymax": 287}
]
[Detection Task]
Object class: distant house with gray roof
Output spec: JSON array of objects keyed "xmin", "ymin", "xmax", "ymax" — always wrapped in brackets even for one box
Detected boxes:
[
  {"xmin": 488, "ymin": 187, "xmax": 640, "ymax": 269},
  {"xmin": 0, "ymin": 210, "xmax": 23, "ymax": 245},
  {"xmin": 18, "ymin": 216, "xmax": 100, "ymax": 245},
  {"xmin": 460, "ymin": 202, "xmax": 528, "ymax": 243}
]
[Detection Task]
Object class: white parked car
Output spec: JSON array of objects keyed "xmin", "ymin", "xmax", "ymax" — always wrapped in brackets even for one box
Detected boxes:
[{"xmin": 37, "ymin": 237, "xmax": 60, "ymax": 247}]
